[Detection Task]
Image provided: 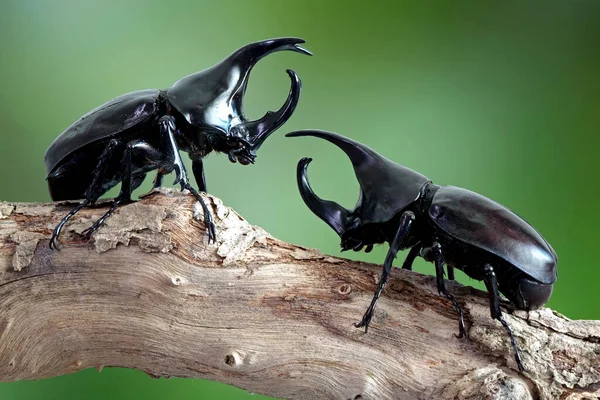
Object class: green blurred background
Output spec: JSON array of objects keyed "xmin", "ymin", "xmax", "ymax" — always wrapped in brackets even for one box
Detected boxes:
[{"xmin": 1, "ymin": 0, "xmax": 598, "ymax": 398}]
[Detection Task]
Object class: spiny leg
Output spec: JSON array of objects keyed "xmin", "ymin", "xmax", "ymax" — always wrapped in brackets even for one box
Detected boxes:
[
  {"xmin": 49, "ymin": 139, "xmax": 122, "ymax": 250},
  {"xmin": 432, "ymin": 242, "xmax": 466, "ymax": 338},
  {"xmin": 183, "ymin": 182, "xmax": 216, "ymax": 244},
  {"xmin": 401, "ymin": 245, "xmax": 421, "ymax": 271},
  {"xmin": 50, "ymin": 200, "xmax": 90, "ymax": 250},
  {"xmin": 190, "ymin": 159, "xmax": 213, "ymax": 241},
  {"xmin": 160, "ymin": 116, "xmax": 216, "ymax": 244},
  {"xmin": 81, "ymin": 143, "xmax": 147, "ymax": 238},
  {"xmin": 355, "ymin": 211, "xmax": 415, "ymax": 332},
  {"xmin": 483, "ymin": 264, "xmax": 526, "ymax": 372}
]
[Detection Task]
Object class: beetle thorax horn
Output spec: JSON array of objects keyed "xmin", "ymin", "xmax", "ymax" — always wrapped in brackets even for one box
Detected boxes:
[
  {"xmin": 287, "ymin": 129, "xmax": 430, "ymax": 226},
  {"xmin": 166, "ymin": 38, "xmax": 311, "ymax": 164},
  {"xmin": 227, "ymin": 39, "xmax": 311, "ymax": 153}
]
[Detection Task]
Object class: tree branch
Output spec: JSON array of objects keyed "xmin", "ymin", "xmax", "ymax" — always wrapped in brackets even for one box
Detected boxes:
[{"xmin": 0, "ymin": 189, "xmax": 598, "ymax": 400}]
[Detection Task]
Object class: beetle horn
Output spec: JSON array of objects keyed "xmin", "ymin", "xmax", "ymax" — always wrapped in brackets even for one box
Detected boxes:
[
  {"xmin": 244, "ymin": 69, "xmax": 302, "ymax": 152},
  {"xmin": 286, "ymin": 129, "xmax": 430, "ymax": 224},
  {"xmin": 296, "ymin": 157, "xmax": 350, "ymax": 236},
  {"xmin": 230, "ymin": 38, "xmax": 310, "ymax": 152},
  {"xmin": 166, "ymin": 38, "xmax": 310, "ymax": 153},
  {"xmin": 286, "ymin": 129, "xmax": 389, "ymax": 187},
  {"xmin": 228, "ymin": 37, "xmax": 312, "ymax": 65},
  {"xmin": 229, "ymin": 37, "xmax": 311, "ymax": 116}
]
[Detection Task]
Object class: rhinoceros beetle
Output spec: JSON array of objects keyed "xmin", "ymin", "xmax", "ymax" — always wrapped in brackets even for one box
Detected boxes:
[
  {"xmin": 286, "ymin": 129, "xmax": 558, "ymax": 372},
  {"xmin": 45, "ymin": 38, "xmax": 311, "ymax": 250}
]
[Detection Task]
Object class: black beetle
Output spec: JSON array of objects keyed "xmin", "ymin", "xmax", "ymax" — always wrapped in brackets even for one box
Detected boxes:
[
  {"xmin": 286, "ymin": 129, "xmax": 557, "ymax": 372},
  {"xmin": 44, "ymin": 38, "xmax": 311, "ymax": 249}
]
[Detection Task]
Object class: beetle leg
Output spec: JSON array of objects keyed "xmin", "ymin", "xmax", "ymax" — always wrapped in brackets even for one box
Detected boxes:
[
  {"xmin": 159, "ymin": 116, "xmax": 216, "ymax": 244},
  {"xmin": 183, "ymin": 182, "xmax": 216, "ymax": 244},
  {"xmin": 49, "ymin": 200, "xmax": 91, "ymax": 250},
  {"xmin": 401, "ymin": 245, "xmax": 422, "ymax": 271},
  {"xmin": 355, "ymin": 211, "xmax": 415, "ymax": 332},
  {"xmin": 81, "ymin": 143, "xmax": 144, "ymax": 238},
  {"xmin": 137, "ymin": 172, "xmax": 163, "ymax": 199},
  {"xmin": 158, "ymin": 116, "xmax": 188, "ymax": 188},
  {"xmin": 483, "ymin": 264, "xmax": 526, "ymax": 372},
  {"xmin": 49, "ymin": 139, "xmax": 123, "ymax": 250},
  {"xmin": 192, "ymin": 159, "xmax": 207, "ymax": 192},
  {"xmin": 447, "ymin": 266, "xmax": 455, "ymax": 281},
  {"xmin": 152, "ymin": 172, "xmax": 164, "ymax": 189},
  {"xmin": 83, "ymin": 173, "xmax": 144, "ymax": 236},
  {"xmin": 432, "ymin": 242, "xmax": 467, "ymax": 339}
]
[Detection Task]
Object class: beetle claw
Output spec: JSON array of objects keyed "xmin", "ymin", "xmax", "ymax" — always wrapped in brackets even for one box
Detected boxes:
[
  {"xmin": 454, "ymin": 327, "xmax": 468, "ymax": 340},
  {"xmin": 207, "ymin": 220, "xmax": 217, "ymax": 244},
  {"xmin": 184, "ymin": 183, "xmax": 217, "ymax": 245},
  {"xmin": 49, "ymin": 231, "xmax": 60, "ymax": 251},
  {"xmin": 354, "ymin": 315, "xmax": 372, "ymax": 333},
  {"xmin": 172, "ymin": 160, "xmax": 188, "ymax": 187},
  {"xmin": 354, "ymin": 305, "xmax": 375, "ymax": 333}
]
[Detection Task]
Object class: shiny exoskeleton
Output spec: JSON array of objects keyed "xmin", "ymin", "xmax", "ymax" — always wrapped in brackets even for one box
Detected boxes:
[
  {"xmin": 45, "ymin": 38, "xmax": 311, "ymax": 249},
  {"xmin": 287, "ymin": 129, "xmax": 558, "ymax": 372}
]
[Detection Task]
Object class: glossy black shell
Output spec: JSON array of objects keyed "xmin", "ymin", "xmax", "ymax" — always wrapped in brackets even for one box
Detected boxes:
[
  {"xmin": 286, "ymin": 129, "xmax": 430, "ymax": 226},
  {"xmin": 429, "ymin": 186, "xmax": 558, "ymax": 284},
  {"xmin": 349, "ymin": 146, "xmax": 430, "ymax": 226},
  {"xmin": 45, "ymin": 89, "xmax": 160, "ymax": 175}
]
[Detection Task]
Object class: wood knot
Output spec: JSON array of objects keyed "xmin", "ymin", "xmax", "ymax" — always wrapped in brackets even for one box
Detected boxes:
[
  {"xmin": 224, "ymin": 351, "xmax": 243, "ymax": 368},
  {"xmin": 225, "ymin": 354, "xmax": 235, "ymax": 366},
  {"xmin": 338, "ymin": 284, "xmax": 352, "ymax": 295},
  {"xmin": 171, "ymin": 276, "xmax": 183, "ymax": 286}
]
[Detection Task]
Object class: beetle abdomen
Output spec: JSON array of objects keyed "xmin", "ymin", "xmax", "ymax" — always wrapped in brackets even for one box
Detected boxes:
[
  {"xmin": 44, "ymin": 89, "xmax": 161, "ymax": 175},
  {"xmin": 428, "ymin": 186, "xmax": 557, "ymax": 284},
  {"xmin": 47, "ymin": 167, "xmax": 96, "ymax": 201},
  {"xmin": 46, "ymin": 141, "xmax": 122, "ymax": 201}
]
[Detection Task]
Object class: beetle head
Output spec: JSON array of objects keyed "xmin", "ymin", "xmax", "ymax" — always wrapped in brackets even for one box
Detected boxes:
[
  {"xmin": 288, "ymin": 130, "xmax": 430, "ymax": 245},
  {"xmin": 167, "ymin": 38, "xmax": 311, "ymax": 164}
]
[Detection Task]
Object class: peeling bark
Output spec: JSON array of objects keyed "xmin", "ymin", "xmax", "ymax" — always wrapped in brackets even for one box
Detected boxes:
[{"xmin": 0, "ymin": 189, "xmax": 598, "ymax": 400}]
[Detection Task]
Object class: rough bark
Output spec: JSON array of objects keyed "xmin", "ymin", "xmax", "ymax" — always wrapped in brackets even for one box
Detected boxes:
[{"xmin": 0, "ymin": 189, "xmax": 598, "ymax": 400}]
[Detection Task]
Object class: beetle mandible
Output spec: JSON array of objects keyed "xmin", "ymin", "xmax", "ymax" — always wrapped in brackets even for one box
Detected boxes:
[
  {"xmin": 45, "ymin": 38, "xmax": 312, "ymax": 249},
  {"xmin": 286, "ymin": 129, "xmax": 558, "ymax": 372}
]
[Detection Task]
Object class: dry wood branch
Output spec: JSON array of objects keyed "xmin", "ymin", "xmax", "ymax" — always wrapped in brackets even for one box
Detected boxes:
[{"xmin": 0, "ymin": 189, "xmax": 598, "ymax": 400}]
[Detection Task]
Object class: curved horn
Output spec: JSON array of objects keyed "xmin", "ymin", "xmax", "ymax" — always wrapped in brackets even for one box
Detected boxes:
[
  {"xmin": 230, "ymin": 38, "xmax": 311, "ymax": 110},
  {"xmin": 296, "ymin": 157, "xmax": 350, "ymax": 236},
  {"xmin": 287, "ymin": 130, "xmax": 431, "ymax": 226},
  {"xmin": 166, "ymin": 38, "xmax": 310, "ymax": 131},
  {"xmin": 229, "ymin": 37, "xmax": 312, "ymax": 64},
  {"xmin": 245, "ymin": 69, "xmax": 302, "ymax": 151},
  {"xmin": 286, "ymin": 129, "xmax": 378, "ymax": 168}
]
